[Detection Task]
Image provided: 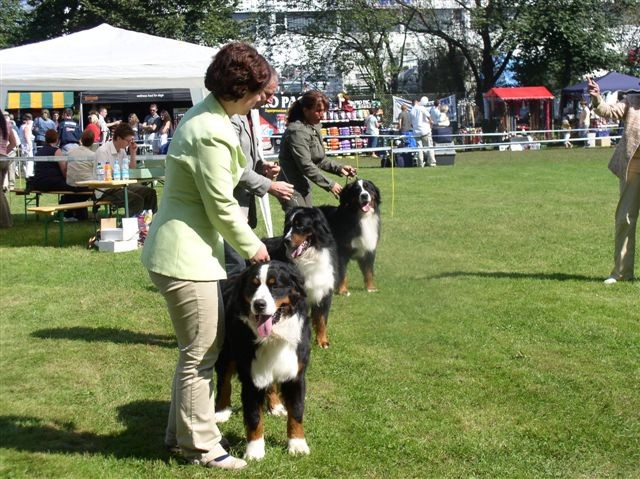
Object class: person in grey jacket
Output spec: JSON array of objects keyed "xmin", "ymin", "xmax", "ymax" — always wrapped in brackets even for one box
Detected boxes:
[
  {"xmin": 277, "ymin": 90, "xmax": 356, "ymax": 210},
  {"xmin": 226, "ymin": 71, "xmax": 294, "ymax": 274}
]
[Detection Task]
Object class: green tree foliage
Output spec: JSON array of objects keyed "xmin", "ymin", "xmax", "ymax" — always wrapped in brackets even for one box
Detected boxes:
[
  {"xmin": 254, "ymin": 0, "xmax": 415, "ymax": 98},
  {"xmin": 0, "ymin": 0, "xmax": 29, "ymax": 48},
  {"xmin": 398, "ymin": 0, "xmax": 524, "ymax": 115},
  {"xmin": 19, "ymin": 0, "xmax": 242, "ymax": 47},
  {"xmin": 398, "ymin": 0, "xmax": 633, "ymax": 115},
  {"xmin": 510, "ymin": 0, "xmax": 635, "ymax": 90}
]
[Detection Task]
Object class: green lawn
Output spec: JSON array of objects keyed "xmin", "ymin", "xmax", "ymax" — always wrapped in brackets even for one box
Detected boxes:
[{"xmin": 1, "ymin": 147, "xmax": 638, "ymax": 479}]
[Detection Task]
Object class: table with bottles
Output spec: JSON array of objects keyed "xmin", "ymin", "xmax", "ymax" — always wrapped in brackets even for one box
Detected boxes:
[{"xmin": 75, "ymin": 179, "xmax": 138, "ymax": 218}]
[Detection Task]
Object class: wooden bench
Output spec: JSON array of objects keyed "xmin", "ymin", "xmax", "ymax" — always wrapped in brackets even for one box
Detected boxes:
[
  {"xmin": 28, "ymin": 200, "xmax": 111, "ymax": 247},
  {"xmin": 14, "ymin": 188, "xmax": 93, "ymax": 222}
]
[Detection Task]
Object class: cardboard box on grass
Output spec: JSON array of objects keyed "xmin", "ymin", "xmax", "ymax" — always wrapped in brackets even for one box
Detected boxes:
[
  {"xmin": 98, "ymin": 218, "xmax": 139, "ymax": 253},
  {"xmin": 100, "ymin": 217, "xmax": 139, "ymax": 241},
  {"xmin": 97, "ymin": 237, "xmax": 139, "ymax": 253}
]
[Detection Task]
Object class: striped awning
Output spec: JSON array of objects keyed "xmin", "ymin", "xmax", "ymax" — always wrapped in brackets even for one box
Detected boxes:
[{"xmin": 6, "ymin": 91, "xmax": 74, "ymax": 109}]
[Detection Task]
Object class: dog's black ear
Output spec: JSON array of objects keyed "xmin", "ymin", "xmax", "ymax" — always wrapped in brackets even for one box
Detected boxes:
[
  {"xmin": 311, "ymin": 207, "xmax": 333, "ymax": 243},
  {"xmin": 225, "ymin": 263, "xmax": 259, "ymax": 316},
  {"xmin": 285, "ymin": 207, "xmax": 302, "ymax": 224},
  {"xmin": 368, "ymin": 180, "xmax": 381, "ymax": 204},
  {"xmin": 338, "ymin": 181, "xmax": 353, "ymax": 204},
  {"xmin": 285, "ymin": 262, "xmax": 307, "ymax": 300}
]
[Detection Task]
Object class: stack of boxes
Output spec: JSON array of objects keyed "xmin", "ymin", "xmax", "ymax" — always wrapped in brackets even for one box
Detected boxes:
[{"xmin": 97, "ymin": 218, "xmax": 139, "ymax": 252}]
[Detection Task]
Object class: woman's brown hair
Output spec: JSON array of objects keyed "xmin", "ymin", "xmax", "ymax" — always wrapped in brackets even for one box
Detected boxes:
[
  {"xmin": 204, "ymin": 42, "xmax": 271, "ymax": 101},
  {"xmin": 287, "ymin": 90, "xmax": 329, "ymax": 123}
]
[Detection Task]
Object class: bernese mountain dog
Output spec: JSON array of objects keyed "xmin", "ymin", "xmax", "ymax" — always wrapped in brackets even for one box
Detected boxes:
[
  {"xmin": 319, "ymin": 178, "xmax": 381, "ymax": 295},
  {"xmin": 214, "ymin": 261, "xmax": 311, "ymax": 460},
  {"xmin": 263, "ymin": 207, "xmax": 338, "ymax": 349}
]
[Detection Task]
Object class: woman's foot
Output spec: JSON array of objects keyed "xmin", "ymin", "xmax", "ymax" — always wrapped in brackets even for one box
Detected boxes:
[{"xmin": 202, "ymin": 454, "xmax": 247, "ymax": 470}]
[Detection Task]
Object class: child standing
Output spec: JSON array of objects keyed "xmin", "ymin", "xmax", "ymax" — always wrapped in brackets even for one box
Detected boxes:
[{"xmin": 562, "ymin": 119, "xmax": 573, "ymax": 148}]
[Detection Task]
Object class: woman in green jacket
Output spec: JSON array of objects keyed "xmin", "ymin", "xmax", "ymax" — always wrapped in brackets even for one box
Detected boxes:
[
  {"xmin": 278, "ymin": 90, "xmax": 356, "ymax": 210},
  {"xmin": 141, "ymin": 42, "xmax": 271, "ymax": 470}
]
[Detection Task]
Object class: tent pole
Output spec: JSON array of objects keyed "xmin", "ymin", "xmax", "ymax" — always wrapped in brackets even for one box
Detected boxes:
[{"xmin": 79, "ymin": 93, "xmax": 84, "ymax": 131}]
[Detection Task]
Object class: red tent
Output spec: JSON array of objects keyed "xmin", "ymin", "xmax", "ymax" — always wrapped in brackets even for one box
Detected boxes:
[
  {"xmin": 484, "ymin": 86, "xmax": 554, "ymax": 135},
  {"xmin": 484, "ymin": 86, "xmax": 554, "ymax": 100}
]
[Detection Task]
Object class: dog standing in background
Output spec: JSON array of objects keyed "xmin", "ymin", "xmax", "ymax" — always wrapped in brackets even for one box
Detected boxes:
[
  {"xmin": 264, "ymin": 207, "xmax": 338, "ymax": 349},
  {"xmin": 319, "ymin": 179, "xmax": 381, "ymax": 295}
]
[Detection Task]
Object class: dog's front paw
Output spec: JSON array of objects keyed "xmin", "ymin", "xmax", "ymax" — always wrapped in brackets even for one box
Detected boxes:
[
  {"xmin": 244, "ymin": 438, "xmax": 265, "ymax": 461},
  {"xmin": 214, "ymin": 407, "xmax": 232, "ymax": 423},
  {"xmin": 268, "ymin": 404, "xmax": 287, "ymax": 417},
  {"xmin": 288, "ymin": 437, "xmax": 310, "ymax": 455}
]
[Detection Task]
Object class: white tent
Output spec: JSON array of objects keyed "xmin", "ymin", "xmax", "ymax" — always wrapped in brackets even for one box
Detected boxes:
[
  {"xmin": 0, "ymin": 23, "xmax": 217, "ymax": 109},
  {"xmin": 0, "ymin": 24, "xmax": 275, "ymax": 235}
]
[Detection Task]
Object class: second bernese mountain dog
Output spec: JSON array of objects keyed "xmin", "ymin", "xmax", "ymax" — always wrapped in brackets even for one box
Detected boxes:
[
  {"xmin": 214, "ymin": 261, "xmax": 311, "ymax": 460},
  {"xmin": 319, "ymin": 178, "xmax": 382, "ymax": 295},
  {"xmin": 264, "ymin": 207, "xmax": 338, "ymax": 349}
]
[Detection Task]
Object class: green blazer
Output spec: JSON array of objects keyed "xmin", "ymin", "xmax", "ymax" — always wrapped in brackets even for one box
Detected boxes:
[{"xmin": 141, "ymin": 94, "xmax": 262, "ymax": 281}]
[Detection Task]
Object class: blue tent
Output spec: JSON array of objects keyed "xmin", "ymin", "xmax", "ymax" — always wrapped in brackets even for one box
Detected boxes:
[{"xmin": 562, "ymin": 71, "xmax": 640, "ymax": 95}]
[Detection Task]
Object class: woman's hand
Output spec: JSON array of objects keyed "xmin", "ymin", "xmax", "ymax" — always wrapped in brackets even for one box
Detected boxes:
[
  {"xmin": 340, "ymin": 165, "xmax": 357, "ymax": 177},
  {"xmin": 250, "ymin": 243, "xmax": 270, "ymax": 264},
  {"xmin": 330, "ymin": 182, "xmax": 343, "ymax": 199}
]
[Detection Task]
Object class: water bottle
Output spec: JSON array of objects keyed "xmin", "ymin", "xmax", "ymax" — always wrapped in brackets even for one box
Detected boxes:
[
  {"xmin": 104, "ymin": 160, "xmax": 112, "ymax": 181},
  {"xmin": 121, "ymin": 158, "xmax": 129, "ymax": 180},
  {"xmin": 113, "ymin": 157, "xmax": 121, "ymax": 180},
  {"xmin": 96, "ymin": 161, "xmax": 105, "ymax": 180}
]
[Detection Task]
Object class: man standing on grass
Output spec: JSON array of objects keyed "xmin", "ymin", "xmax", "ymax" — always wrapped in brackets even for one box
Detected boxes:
[
  {"xmin": 588, "ymin": 77, "xmax": 639, "ymax": 284},
  {"xmin": 226, "ymin": 70, "xmax": 294, "ymax": 275},
  {"xmin": 410, "ymin": 96, "xmax": 436, "ymax": 167}
]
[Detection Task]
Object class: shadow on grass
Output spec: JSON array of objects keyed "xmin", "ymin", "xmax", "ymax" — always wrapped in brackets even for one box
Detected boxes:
[
  {"xmin": 0, "ymin": 401, "xmax": 248, "ymax": 462},
  {"xmin": 430, "ymin": 271, "xmax": 602, "ymax": 282},
  {"xmin": 0, "ymin": 216, "xmax": 96, "ymax": 248},
  {"xmin": 31, "ymin": 326, "xmax": 176, "ymax": 348},
  {"xmin": 0, "ymin": 400, "xmax": 169, "ymax": 460}
]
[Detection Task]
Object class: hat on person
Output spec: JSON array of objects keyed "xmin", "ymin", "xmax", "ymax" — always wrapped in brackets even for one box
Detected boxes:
[
  {"xmin": 2, "ymin": 110, "xmax": 9, "ymax": 117},
  {"xmin": 420, "ymin": 96, "xmax": 429, "ymax": 106}
]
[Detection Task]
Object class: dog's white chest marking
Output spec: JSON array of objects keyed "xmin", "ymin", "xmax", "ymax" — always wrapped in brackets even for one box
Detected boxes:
[
  {"xmin": 252, "ymin": 339, "xmax": 299, "ymax": 390},
  {"xmin": 295, "ymin": 247, "xmax": 334, "ymax": 304},
  {"xmin": 352, "ymin": 214, "xmax": 379, "ymax": 256}
]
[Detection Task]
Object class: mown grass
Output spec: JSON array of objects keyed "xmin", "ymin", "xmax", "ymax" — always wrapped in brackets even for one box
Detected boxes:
[{"xmin": 1, "ymin": 147, "xmax": 638, "ymax": 479}]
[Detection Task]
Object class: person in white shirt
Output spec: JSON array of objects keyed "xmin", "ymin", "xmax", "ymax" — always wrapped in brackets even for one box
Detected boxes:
[
  {"xmin": 98, "ymin": 106, "xmax": 120, "ymax": 144},
  {"xmin": 95, "ymin": 123, "xmax": 157, "ymax": 216},
  {"xmin": 365, "ymin": 107, "xmax": 381, "ymax": 157},
  {"xmin": 578, "ymin": 100, "xmax": 591, "ymax": 142},
  {"xmin": 410, "ymin": 96, "xmax": 436, "ymax": 167},
  {"xmin": 66, "ymin": 130, "xmax": 97, "ymax": 187},
  {"xmin": 429, "ymin": 99, "xmax": 441, "ymax": 125}
]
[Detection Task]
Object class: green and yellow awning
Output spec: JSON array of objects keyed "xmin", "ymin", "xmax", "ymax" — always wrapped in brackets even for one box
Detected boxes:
[{"xmin": 6, "ymin": 91, "xmax": 74, "ymax": 109}]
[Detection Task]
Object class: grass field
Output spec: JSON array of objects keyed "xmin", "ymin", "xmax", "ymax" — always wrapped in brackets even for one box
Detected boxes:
[{"xmin": 1, "ymin": 148, "xmax": 638, "ymax": 478}]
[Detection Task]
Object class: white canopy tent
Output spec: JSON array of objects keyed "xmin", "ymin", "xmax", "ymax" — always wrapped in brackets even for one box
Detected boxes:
[
  {"xmin": 0, "ymin": 24, "xmax": 275, "ymax": 235},
  {"xmin": 0, "ymin": 23, "xmax": 216, "ymax": 109}
]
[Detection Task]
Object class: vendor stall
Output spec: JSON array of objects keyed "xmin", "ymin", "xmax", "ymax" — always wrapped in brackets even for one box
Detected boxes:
[
  {"xmin": 484, "ymin": 86, "xmax": 554, "ymax": 136},
  {"xmin": 561, "ymin": 71, "xmax": 640, "ymax": 118}
]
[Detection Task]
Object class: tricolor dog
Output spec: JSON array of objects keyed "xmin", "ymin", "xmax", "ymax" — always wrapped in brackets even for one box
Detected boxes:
[
  {"xmin": 319, "ymin": 179, "xmax": 381, "ymax": 295},
  {"xmin": 263, "ymin": 207, "xmax": 338, "ymax": 349},
  {"xmin": 215, "ymin": 261, "xmax": 311, "ymax": 460}
]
